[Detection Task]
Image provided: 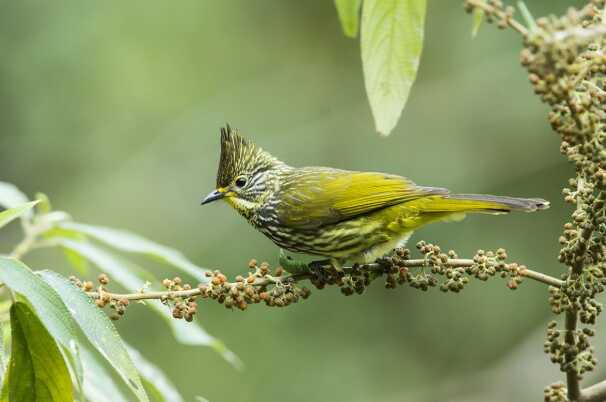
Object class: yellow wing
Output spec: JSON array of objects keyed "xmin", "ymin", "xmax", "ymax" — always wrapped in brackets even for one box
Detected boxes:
[{"xmin": 275, "ymin": 168, "xmax": 447, "ymax": 229}]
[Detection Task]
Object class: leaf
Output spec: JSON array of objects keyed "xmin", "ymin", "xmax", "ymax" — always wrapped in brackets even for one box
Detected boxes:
[
  {"xmin": 0, "ymin": 322, "xmax": 5, "ymax": 386},
  {"xmin": 56, "ymin": 239, "xmax": 243, "ymax": 369},
  {"xmin": 78, "ymin": 347, "xmax": 132, "ymax": 402},
  {"xmin": 34, "ymin": 192, "xmax": 52, "ymax": 214},
  {"xmin": 38, "ymin": 270, "xmax": 149, "ymax": 402},
  {"xmin": 0, "ymin": 201, "xmax": 38, "ymax": 231},
  {"xmin": 4, "ymin": 302, "xmax": 74, "ymax": 402},
  {"xmin": 0, "ymin": 183, "xmax": 29, "ymax": 210},
  {"xmin": 62, "ymin": 340, "xmax": 85, "ymax": 402},
  {"xmin": 334, "ymin": 0, "xmax": 362, "ymax": 38},
  {"xmin": 0, "ymin": 257, "xmax": 148, "ymax": 402},
  {"xmin": 361, "ymin": 0, "xmax": 426, "ymax": 135},
  {"xmin": 127, "ymin": 345, "xmax": 185, "ymax": 402},
  {"xmin": 471, "ymin": 8, "xmax": 484, "ymax": 38},
  {"xmin": 60, "ymin": 222, "xmax": 209, "ymax": 282},
  {"xmin": 62, "ymin": 248, "xmax": 90, "ymax": 275}
]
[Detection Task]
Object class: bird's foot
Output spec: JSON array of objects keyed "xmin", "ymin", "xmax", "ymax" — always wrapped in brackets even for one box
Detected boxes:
[{"xmin": 307, "ymin": 259, "xmax": 344, "ymax": 285}]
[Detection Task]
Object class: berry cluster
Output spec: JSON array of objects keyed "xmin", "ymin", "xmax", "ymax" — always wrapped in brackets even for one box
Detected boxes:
[{"xmin": 70, "ymin": 273, "xmax": 129, "ymax": 321}]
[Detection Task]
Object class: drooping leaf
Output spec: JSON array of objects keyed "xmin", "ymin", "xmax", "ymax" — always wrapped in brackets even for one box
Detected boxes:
[
  {"xmin": 334, "ymin": 0, "xmax": 362, "ymax": 38},
  {"xmin": 471, "ymin": 8, "xmax": 484, "ymax": 38},
  {"xmin": 79, "ymin": 347, "xmax": 132, "ymax": 402},
  {"xmin": 43, "ymin": 228, "xmax": 90, "ymax": 274},
  {"xmin": 0, "ymin": 257, "xmax": 149, "ymax": 402},
  {"xmin": 0, "ymin": 201, "xmax": 38, "ymax": 231},
  {"xmin": 127, "ymin": 345, "xmax": 185, "ymax": 402},
  {"xmin": 56, "ymin": 238, "xmax": 242, "ymax": 368},
  {"xmin": 61, "ymin": 340, "xmax": 85, "ymax": 402},
  {"xmin": 38, "ymin": 270, "xmax": 149, "ymax": 402},
  {"xmin": 60, "ymin": 222, "xmax": 209, "ymax": 282},
  {"xmin": 0, "ymin": 322, "xmax": 5, "ymax": 386},
  {"xmin": 361, "ymin": 0, "xmax": 426, "ymax": 135},
  {"xmin": 0, "ymin": 183, "xmax": 29, "ymax": 210},
  {"xmin": 62, "ymin": 247, "xmax": 90, "ymax": 275},
  {"xmin": 5, "ymin": 302, "xmax": 74, "ymax": 402}
]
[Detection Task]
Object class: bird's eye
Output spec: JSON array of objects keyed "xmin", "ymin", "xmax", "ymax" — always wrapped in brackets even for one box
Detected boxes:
[{"xmin": 234, "ymin": 176, "xmax": 248, "ymax": 188}]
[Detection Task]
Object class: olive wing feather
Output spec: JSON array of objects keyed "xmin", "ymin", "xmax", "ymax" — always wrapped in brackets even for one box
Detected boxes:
[{"xmin": 274, "ymin": 168, "xmax": 448, "ymax": 229}]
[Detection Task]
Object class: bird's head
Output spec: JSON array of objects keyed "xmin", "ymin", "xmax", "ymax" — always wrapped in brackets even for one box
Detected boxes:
[{"xmin": 201, "ymin": 125, "xmax": 284, "ymax": 218}]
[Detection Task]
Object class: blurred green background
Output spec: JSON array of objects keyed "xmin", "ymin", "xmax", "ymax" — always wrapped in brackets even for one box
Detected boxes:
[{"xmin": 0, "ymin": 1, "xmax": 599, "ymax": 401}]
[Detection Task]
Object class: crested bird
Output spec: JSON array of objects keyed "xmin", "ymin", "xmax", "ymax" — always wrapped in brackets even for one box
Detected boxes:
[{"xmin": 201, "ymin": 125, "xmax": 549, "ymax": 268}]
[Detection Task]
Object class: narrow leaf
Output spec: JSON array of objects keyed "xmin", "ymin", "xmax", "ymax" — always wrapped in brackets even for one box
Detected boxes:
[
  {"xmin": 127, "ymin": 345, "xmax": 185, "ymax": 402},
  {"xmin": 62, "ymin": 341, "xmax": 85, "ymax": 402},
  {"xmin": 0, "ymin": 201, "xmax": 38, "ymax": 231},
  {"xmin": 0, "ymin": 257, "xmax": 148, "ymax": 402},
  {"xmin": 57, "ymin": 239, "xmax": 242, "ymax": 368},
  {"xmin": 471, "ymin": 8, "xmax": 484, "ymax": 38},
  {"xmin": 79, "ymin": 347, "xmax": 132, "ymax": 402},
  {"xmin": 60, "ymin": 222, "xmax": 209, "ymax": 282},
  {"xmin": 38, "ymin": 271, "xmax": 149, "ymax": 402},
  {"xmin": 0, "ymin": 183, "xmax": 29, "ymax": 210},
  {"xmin": 62, "ymin": 248, "xmax": 90, "ymax": 275},
  {"xmin": 361, "ymin": 0, "xmax": 426, "ymax": 135},
  {"xmin": 5, "ymin": 302, "xmax": 73, "ymax": 402},
  {"xmin": 334, "ymin": 0, "xmax": 362, "ymax": 38}
]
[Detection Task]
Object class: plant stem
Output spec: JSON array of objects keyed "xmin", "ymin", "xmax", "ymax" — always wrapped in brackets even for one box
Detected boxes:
[
  {"xmin": 581, "ymin": 379, "xmax": 606, "ymax": 402},
  {"xmin": 465, "ymin": 0, "xmax": 529, "ymax": 36},
  {"xmin": 86, "ymin": 257, "xmax": 564, "ymax": 303}
]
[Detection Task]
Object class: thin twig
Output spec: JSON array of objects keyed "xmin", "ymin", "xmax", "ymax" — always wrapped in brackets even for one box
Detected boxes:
[
  {"xmin": 85, "ymin": 257, "xmax": 564, "ymax": 303},
  {"xmin": 580, "ymin": 379, "xmax": 606, "ymax": 402},
  {"xmin": 465, "ymin": 0, "xmax": 529, "ymax": 36}
]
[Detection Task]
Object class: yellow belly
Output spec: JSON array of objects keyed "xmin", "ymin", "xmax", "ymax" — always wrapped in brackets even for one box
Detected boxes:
[{"xmin": 319, "ymin": 203, "xmax": 466, "ymax": 263}]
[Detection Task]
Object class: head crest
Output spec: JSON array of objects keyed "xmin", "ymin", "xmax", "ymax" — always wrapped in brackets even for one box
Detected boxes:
[{"xmin": 216, "ymin": 124, "xmax": 278, "ymax": 187}]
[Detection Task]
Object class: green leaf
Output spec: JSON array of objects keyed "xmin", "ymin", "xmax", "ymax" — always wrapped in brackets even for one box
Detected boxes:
[
  {"xmin": 56, "ymin": 239, "xmax": 243, "ymax": 369},
  {"xmin": 361, "ymin": 0, "xmax": 426, "ymax": 135},
  {"xmin": 5, "ymin": 302, "xmax": 73, "ymax": 402},
  {"xmin": 78, "ymin": 347, "xmax": 132, "ymax": 402},
  {"xmin": 34, "ymin": 193, "xmax": 52, "ymax": 214},
  {"xmin": 0, "ymin": 183, "xmax": 29, "ymax": 210},
  {"xmin": 60, "ymin": 222, "xmax": 209, "ymax": 282},
  {"xmin": 38, "ymin": 270, "xmax": 149, "ymax": 402},
  {"xmin": 0, "ymin": 201, "xmax": 38, "ymax": 231},
  {"xmin": 127, "ymin": 345, "xmax": 185, "ymax": 402},
  {"xmin": 471, "ymin": 8, "xmax": 484, "ymax": 38},
  {"xmin": 0, "ymin": 257, "xmax": 148, "ymax": 402},
  {"xmin": 61, "ymin": 340, "xmax": 85, "ymax": 402},
  {"xmin": 63, "ymin": 247, "xmax": 90, "ymax": 275},
  {"xmin": 334, "ymin": 0, "xmax": 362, "ymax": 38}
]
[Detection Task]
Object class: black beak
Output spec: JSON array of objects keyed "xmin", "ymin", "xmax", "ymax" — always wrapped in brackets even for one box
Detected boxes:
[{"xmin": 201, "ymin": 189, "xmax": 225, "ymax": 205}]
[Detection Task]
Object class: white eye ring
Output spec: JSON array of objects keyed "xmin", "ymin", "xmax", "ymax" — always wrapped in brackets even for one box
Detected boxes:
[{"xmin": 234, "ymin": 176, "xmax": 248, "ymax": 188}]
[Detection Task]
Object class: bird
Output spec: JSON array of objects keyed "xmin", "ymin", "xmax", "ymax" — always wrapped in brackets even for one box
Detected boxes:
[{"xmin": 201, "ymin": 125, "xmax": 549, "ymax": 268}]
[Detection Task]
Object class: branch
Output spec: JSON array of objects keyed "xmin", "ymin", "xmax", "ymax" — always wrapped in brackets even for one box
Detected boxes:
[
  {"xmin": 581, "ymin": 380, "xmax": 606, "ymax": 402},
  {"xmin": 80, "ymin": 243, "xmax": 563, "ymax": 321},
  {"xmin": 464, "ymin": 0, "xmax": 529, "ymax": 36}
]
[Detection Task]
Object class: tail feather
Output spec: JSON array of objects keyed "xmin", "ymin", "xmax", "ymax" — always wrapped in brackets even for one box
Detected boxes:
[{"xmin": 442, "ymin": 194, "xmax": 550, "ymax": 213}]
